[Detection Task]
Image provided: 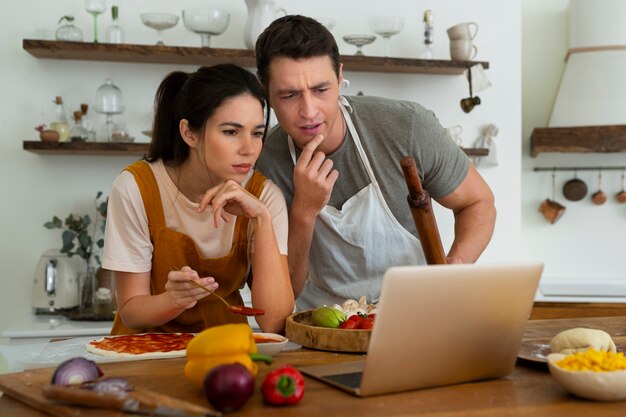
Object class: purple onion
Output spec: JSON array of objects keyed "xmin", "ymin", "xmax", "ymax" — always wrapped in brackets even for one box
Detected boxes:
[
  {"xmin": 51, "ymin": 357, "xmax": 103, "ymax": 385},
  {"xmin": 90, "ymin": 378, "xmax": 133, "ymax": 395},
  {"xmin": 203, "ymin": 364, "xmax": 254, "ymax": 412}
]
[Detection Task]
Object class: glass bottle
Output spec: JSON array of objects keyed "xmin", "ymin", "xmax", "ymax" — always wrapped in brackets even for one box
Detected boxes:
[
  {"xmin": 420, "ymin": 10, "xmax": 434, "ymax": 59},
  {"xmin": 105, "ymin": 5, "xmax": 125, "ymax": 44},
  {"xmin": 80, "ymin": 103, "xmax": 96, "ymax": 141},
  {"xmin": 70, "ymin": 111, "xmax": 89, "ymax": 141},
  {"xmin": 50, "ymin": 96, "xmax": 70, "ymax": 142}
]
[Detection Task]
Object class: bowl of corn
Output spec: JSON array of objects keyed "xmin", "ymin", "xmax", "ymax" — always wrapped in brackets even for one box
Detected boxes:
[{"xmin": 547, "ymin": 349, "xmax": 626, "ymax": 401}]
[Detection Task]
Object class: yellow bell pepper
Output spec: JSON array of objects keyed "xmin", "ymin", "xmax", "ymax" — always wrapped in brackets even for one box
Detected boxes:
[{"xmin": 184, "ymin": 323, "xmax": 266, "ymax": 389}]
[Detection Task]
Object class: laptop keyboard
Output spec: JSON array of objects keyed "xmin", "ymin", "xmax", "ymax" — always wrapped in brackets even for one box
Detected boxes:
[{"xmin": 323, "ymin": 372, "xmax": 363, "ymax": 388}]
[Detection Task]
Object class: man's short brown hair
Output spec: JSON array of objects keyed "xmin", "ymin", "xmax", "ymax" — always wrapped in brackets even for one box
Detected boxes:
[{"xmin": 255, "ymin": 15, "xmax": 341, "ymax": 89}]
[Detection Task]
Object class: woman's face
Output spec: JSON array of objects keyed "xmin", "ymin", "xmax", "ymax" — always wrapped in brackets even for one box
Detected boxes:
[{"xmin": 196, "ymin": 94, "xmax": 265, "ymax": 185}]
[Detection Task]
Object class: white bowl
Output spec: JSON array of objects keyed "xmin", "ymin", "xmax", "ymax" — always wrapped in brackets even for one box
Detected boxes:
[
  {"xmin": 547, "ymin": 353, "xmax": 626, "ymax": 401},
  {"xmin": 253, "ymin": 333, "xmax": 288, "ymax": 357},
  {"xmin": 182, "ymin": 8, "xmax": 230, "ymax": 35},
  {"xmin": 140, "ymin": 13, "xmax": 179, "ymax": 31}
]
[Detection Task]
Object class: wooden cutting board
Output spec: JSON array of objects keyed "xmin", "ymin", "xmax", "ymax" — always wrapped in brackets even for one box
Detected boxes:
[
  {"xmin": 285, "ymin": 310, "xmax": 371, "ymax": 353},
  {"xmin": 0, "ymin": 350, "xmax": 365, "ymax": 417},
  {"xmin": 0, "ymin": 359, "xmax": 213, "ymax": 417}
]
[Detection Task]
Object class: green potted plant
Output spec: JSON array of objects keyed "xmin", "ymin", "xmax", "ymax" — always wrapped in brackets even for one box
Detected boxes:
[{"xmin": 44, "ymin": 192, "xmax": 108, "ymax": 316}]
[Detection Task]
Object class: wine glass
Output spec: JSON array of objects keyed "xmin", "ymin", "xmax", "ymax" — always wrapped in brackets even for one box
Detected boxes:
[
  {"xmin": 182, "ymin": 8, "xmax": 230, "ymax": 48},
  {"xmin": 369, "ymin": 16, "xmax": 405, "ymax": 56},
  {"xmin": 140, "ymin": 13, "xmax": 179, "ymax": 46},
  {"xmin": 84, "ymin": 0, "xmax": 107, "ymax": 43},
  {"xmin": 343, "ymin": 35, "xmax": 376, "ymax": 56}
]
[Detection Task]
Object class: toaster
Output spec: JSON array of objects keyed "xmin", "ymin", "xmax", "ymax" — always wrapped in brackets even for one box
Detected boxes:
[{"xmin": 32, "ymin": 249, "xmax": 82, "ymax": 314}]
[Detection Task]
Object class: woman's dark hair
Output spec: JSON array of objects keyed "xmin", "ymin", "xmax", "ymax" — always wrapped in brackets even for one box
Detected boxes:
[
  {"xmin": 255, "ymin": 15, "xmax": 340, "ymax": 89},
  {"xmin": 147, "ymin": 64, "xmax": 267, "ymax": 165}
]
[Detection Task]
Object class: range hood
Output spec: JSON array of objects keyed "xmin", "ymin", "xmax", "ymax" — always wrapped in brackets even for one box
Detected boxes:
[{"xmin": 531, "ymin": 0, "xmax": 626, "ymax": 156}]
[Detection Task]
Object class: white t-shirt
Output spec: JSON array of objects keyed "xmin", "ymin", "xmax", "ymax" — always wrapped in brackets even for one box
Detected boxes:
[{"xmin": 102, "ymin": 160, "xmax": 288, "ymax": 273}]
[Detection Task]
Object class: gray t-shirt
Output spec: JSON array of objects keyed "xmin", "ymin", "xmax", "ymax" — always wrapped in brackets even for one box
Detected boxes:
[{"xmin": 255, "ymin": 95, "xmax": 469, "ymax": 237}]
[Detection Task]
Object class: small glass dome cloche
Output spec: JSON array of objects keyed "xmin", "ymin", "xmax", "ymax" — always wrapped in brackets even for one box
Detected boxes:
[
  {"xmin": 55, "ymin": 15, "xmax": 83, "ymax": 42},
  {"xmin": 94, "ymin": 79, "xmax": 125, "ymax": 115}
]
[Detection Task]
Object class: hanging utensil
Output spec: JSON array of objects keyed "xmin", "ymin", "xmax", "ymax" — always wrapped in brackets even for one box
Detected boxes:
[
  {"xmin": 460, "ymin": 66, "xmax": 481, "ymax": 113},
  {"xmin": 616, "ymin": 169, "xmax": 626, "ymax": 203},
  {"xmin": 591, "ymin": 169, "xmax": 607, "ymax": 205},
  {"xmin": 539, "ymin": 170, "xmax": 565, "ymax": 224},
  {"xmin": 562, "ymin": 169, "xmax": 587, "ymax": 201},
  {"xmin": 400, "ymin": 156, "xmax": 447, "ymax": 264}
]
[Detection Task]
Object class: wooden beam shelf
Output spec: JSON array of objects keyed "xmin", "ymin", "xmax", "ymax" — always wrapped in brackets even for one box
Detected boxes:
[
  {"xmin": 531, "ymin": 125, "xmax": 626, "ymax": 157},
  {"xmin": 23, "ymin": 141, "xmax": 488, "ymax": 157},
  {"xmin": 22, "ymin": 39, "xmax": 489, "ymax": 75},
  {"xmin": 23, "ymin": 140, "xmax": 149, "ymax": 156}
]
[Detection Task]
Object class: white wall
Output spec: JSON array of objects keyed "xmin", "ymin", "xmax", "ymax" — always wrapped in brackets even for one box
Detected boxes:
[
  {"xmin": 522, "ymin": 0, "xmax": 626, "ymax": 282},
  {"xmin": 0, "ymin": 0, "xmax": 521, "ymax": 334}
]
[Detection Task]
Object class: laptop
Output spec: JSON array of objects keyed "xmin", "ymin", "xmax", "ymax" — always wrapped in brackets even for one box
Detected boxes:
[{"xmin": 299, "ymin": 262, "xmax": 543, "ymax": 397}]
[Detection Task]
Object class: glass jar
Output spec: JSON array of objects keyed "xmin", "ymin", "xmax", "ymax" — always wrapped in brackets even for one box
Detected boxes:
[
  {"xmin": 78, "ymin": 267, "xmax": 97, "ymax": 318},
  {"xmin": 55, "ymin": 16, "xmax": 83, "ymax": 42},
  {"xmin": 80, "ymin": 103, "xmax": 96, "ymax": 141},
  {"xmin": 69, "ymin": 111, "xmax": 89, "ymax": 141},
  {"xmin": 95, "ymin": 267, "xmax": 116, "ymax": 319}
]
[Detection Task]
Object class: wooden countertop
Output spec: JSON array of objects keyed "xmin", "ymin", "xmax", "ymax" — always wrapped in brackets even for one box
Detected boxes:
[{"xmin": 1, "ymin": 316, "xmax": 626, "ymax": 416}]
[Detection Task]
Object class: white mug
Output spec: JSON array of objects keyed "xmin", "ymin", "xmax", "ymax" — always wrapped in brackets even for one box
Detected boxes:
[
  {"xmin": 444, "ymin": 125, "xmax": 463, "ymax": 146},
  {"xmin": 450, "ymin": 39, "xmax": 478, "ymax": 61},
  {"xmin": 447, "ymin": 21, "xmax": 479, "ymax": 40}
]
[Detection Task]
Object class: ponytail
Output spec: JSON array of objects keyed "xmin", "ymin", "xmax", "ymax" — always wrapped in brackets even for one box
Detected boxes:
[{"xmin": 147, "ymin": 71, "xmax": 189, "ymax": 163}]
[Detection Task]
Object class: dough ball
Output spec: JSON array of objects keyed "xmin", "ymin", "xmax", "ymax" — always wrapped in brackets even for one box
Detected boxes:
[{"xmin": 549, "ymin": 327, "xmax": 617, "ymax": 355}]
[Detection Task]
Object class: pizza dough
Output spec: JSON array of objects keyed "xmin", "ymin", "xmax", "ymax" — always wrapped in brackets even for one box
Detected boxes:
[
  {"xmin": 549, "ymin": 327, "xmax": 617, "ymax": 355},
  {"xmin": 85, "ymin": 333, "xmax": 194, "ymax": 359}
]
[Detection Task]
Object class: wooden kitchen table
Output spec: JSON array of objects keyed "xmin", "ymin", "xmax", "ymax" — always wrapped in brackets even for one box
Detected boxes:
[{"xmin": 1, "ymin": 316, "xmax": 625, "ymax": 417}]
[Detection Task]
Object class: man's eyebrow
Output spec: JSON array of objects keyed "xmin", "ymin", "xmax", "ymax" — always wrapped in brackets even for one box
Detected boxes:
[{"xmin": 276, "ymin": 81, "xmax": 332, "ymax": 95}]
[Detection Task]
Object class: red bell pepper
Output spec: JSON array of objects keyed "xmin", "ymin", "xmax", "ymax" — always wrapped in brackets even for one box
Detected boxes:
[{"xmin": 261, "ymin": 365, "xmax": 305, "ymax": 405}]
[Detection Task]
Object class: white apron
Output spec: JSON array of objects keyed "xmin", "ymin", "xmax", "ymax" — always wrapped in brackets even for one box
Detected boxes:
[{"xmin": 289, "ymin": 99, "xmax": 426, "ymax": 310}]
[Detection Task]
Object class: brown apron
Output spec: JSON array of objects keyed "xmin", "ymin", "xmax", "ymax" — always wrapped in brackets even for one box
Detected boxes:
[{"xmin": 111, "ymin": 161, "xmax": 267, "ymax": 335}]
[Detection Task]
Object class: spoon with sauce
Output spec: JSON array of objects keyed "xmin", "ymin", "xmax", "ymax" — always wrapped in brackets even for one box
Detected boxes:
[
  {"xmin": 188, "ymin": 279, "xmax": 265, "ymax": 316},
  {"xmin": 171, "ymin": 267, "xmax": 265, "ymax": 316}
]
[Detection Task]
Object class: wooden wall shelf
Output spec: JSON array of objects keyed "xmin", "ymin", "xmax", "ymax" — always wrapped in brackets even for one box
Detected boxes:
[
  {"xmin": 23, "ymin": 141, "xmax": 488, "ymax": 157},
  {"xmin": 22, "ymin": 39, "xmax": 489, "ymax": 75},
  {"xmin": 531, "ymin": 125, "xmax": 626, "ymax": 156},
  {"xmin": 23, "ymin": 140, "xmax": 148, "ymax": 156}
]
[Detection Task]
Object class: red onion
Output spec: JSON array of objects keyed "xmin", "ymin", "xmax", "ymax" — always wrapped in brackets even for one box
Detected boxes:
[
  {"xmin": 203, "ymin": 364, "xmax": 254, "ymax": 412},
  {"xmin": 51, "ymin": 357, "xmax": 103, "ymax": 385},
  {"xmin": 90, "ymin": 378, "xmax": 133, "ymax": 395}
]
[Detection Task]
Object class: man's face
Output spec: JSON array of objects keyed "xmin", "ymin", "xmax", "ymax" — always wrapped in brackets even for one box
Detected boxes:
[{"xmin": 266, "ymin": 55, "xmax": 344, "ymax": 154}]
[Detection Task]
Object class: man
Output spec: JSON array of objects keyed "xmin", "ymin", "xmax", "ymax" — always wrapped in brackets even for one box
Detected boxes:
[{"xmin": 255, "ymin": 15, "xmax": 496, "ymax": 310}]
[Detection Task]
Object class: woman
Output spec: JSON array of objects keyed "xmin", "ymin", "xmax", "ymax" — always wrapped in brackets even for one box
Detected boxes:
[{"xmin": 102, "ymin": 64, "xmax": 294, "ymax": 335}]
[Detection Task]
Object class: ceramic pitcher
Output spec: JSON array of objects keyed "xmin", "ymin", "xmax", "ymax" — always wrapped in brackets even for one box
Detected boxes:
[{"xmin": 243, "ymin": 0, "xmax": 287, "ymax": 50}]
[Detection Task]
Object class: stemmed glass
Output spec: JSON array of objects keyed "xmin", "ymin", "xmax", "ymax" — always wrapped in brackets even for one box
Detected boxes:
[
  {"xmin": 369, "ymin": 16, "xmax": 405, "ymax": 57},
  {"xmin": 343, "ymin": 35, "xmax": 376, "ymax": 56},
  {"xmin": 182, "ymin": 9, "xmax": 231, "ymax": 48},
  {"xmin": 140, "ymin": 13, "xmax": 179, "ymax": 46},
  {"xmin": 84, "ymin": 0, "xmax": 107, "ymax": 43}
]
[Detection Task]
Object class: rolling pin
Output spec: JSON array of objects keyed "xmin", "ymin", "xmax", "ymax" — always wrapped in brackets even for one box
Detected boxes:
[{"xmin": 400, "ymin": 156, "xmax": 447, "ymax": 265}]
